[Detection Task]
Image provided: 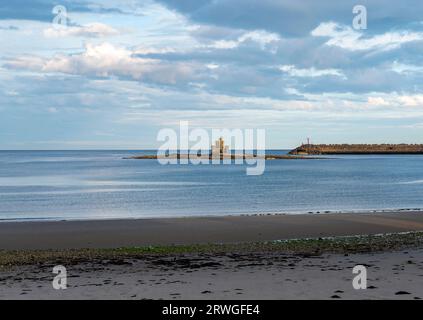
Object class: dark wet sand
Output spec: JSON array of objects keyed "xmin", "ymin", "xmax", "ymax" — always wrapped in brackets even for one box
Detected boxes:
[{"xmin": 1, "ymin": 211, "xmax": 423, "ymax": 250}]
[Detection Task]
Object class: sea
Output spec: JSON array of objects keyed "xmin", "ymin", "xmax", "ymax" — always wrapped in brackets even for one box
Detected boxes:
[{"xmin": 1, "ymin": 150, "xmax": 423, "ymax": 221}]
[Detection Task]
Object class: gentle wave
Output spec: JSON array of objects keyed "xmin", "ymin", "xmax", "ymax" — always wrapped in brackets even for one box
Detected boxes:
[
  {"xmin": 0, "ymin": 176, "xmax": 224, "ymax": 187},
  {"xmin": 397, "ymin": 180, "xmax": 423, "ymax": 185}
]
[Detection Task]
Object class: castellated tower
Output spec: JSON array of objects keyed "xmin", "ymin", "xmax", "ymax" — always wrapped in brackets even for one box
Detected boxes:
[{"xmin": 211, "ymin": 137, "xmax": 230, "ymax": 157}]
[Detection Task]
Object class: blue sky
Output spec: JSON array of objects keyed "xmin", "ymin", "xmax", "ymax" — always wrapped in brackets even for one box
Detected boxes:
[{"xmin": 1, "ymin": 0, "xmax": 423, "ymax": 149}]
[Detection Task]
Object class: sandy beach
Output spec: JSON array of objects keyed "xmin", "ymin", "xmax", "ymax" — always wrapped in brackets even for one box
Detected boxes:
[
  {"xmin": 2, "ymin": 247, "xmax": 423, "ymax": 300},
  {"xmin": 2, "ymin": 211, "xmax": 423, "ymax": 299},
  {"xmin": 1, "ymin": 211, "xmax": 423, "ymax": 250}
]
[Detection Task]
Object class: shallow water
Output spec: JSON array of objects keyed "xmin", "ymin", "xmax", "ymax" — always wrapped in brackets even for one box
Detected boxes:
[{"xmin": 1, "ymin": 150, "xmax": 423, "ymax": 221}]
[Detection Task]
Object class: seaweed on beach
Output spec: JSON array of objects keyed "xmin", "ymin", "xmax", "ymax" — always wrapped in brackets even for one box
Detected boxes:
[{"xmin": 1, "ymin": 231, "xmax": 423, "ymax": 268}]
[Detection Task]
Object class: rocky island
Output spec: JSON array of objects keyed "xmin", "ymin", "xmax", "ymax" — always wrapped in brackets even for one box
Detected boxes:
[
  {"xmin": 126, "ymin": 154, "xmax": 315, "ymax": 160},
  {"xmin": 125, "ymin": 137, "xmax": 322, "ymax": 160}
]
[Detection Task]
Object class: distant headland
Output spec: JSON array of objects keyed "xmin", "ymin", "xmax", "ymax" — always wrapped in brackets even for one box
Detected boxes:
[{"xmin": 289, "ymin": 143, "xmax": 423, "ymax": 155}]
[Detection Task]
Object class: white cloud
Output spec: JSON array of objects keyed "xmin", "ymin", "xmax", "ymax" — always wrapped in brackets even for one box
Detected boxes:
[
  {"xmin": 279, "ymin": 65, "xmax": 345, "ymax": 78},
  {"xmin": 312, "ymin": 22, "xmax": 423, "ymax": 51},
  {"xmin": 5, "ymin": 42, "xmax": 200, "ymax": 84},
  {"xmin": 391, "ymin": 61, "xmax": 423, "ymax": 74},
  {"xmin": 397, "ymin": 95, "xmax": 423, "ymax": 106},
  {"xmin": 43, "ymin": 23, "xmax": 120, "ymax": 38},
  {"xmin": 366, "ymin": 94, "xmax": 423, "ymax": 107},
  {"xmin": 206, "ymin": 63, "xmax": 219, "ymax": 69},
  {"xmin": 239, "ymin": 30, "xmax": 280, "ymax": 49},
  {"xmin": 209, "ymin": 39, "xmax": 239, "ymax": 49},
  {"xmin": 207, "ymin": 30, "xmax": 280, "ymax": 51},
  {"xmin": 367, "ymin": 97, "xmax": 390, "ymax": 106},
  {"xmin": 134, "ymin": 46, "xmax": 177, "ymax": 55}
]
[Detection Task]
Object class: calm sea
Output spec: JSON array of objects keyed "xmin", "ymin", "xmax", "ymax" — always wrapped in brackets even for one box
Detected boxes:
[{"xmin": 1, "ymin": 150, "xmax": 423, "ymax": 221}]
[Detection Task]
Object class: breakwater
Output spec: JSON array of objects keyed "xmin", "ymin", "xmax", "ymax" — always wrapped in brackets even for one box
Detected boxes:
[{"xmin": 289, "ymin": 144, "xmax": 423, "ymax": 155}]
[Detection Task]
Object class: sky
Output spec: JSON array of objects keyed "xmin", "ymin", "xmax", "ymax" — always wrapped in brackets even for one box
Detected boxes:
[{"xmin": 1, "ymin": 0, "xmax": 423, "ymax": 149}]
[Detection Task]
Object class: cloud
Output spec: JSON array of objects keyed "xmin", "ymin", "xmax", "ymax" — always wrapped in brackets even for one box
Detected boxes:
[
  {"xmin": 206, "ymin": 30, "xmax": 280, "ymax": 52},
  {"xmin": 47, "ymin": 107, "xmax": 58, "ymax": 113},
  {"xmin": 279, "ymin": 65, "xmax": 345, "ymax": 78},
  {"xmin": 43, "ymin": 23, "xmax": 119, "ymax": 38},
  {"xmin": 367, "ymin": 97, "xmax": 390, "ymax": 106},
  {"xmin": 0, "ymin": 0, "xmax": 127, "ymax": 22},
  {"xmin": 157, "ymin": 0, "xmax": 423, "ymax": 37},
  {"xmin": 2, "ymin": 0, "xmax": 423, "ymax": 150},
  {"xmin": 366, "ymin": 94, "xmax": 423, "ymax": 107},
  {"xmin": 4, "ymin": 42, "xmax": 202, "ymax": 85},
  {"xmin": 397, "ymin": 95, "xmax": 423, "ymax": 106},
  {"xmin": 391, "ymin": 61, "xmax": 423, "ymax": 74},
  {"xmin": 0, "ymin": 25, "xmax": 19, "ymax": 30},
  {"xmin": 312, "ymin": 22, "xmax": 423, "ymax": 51}
]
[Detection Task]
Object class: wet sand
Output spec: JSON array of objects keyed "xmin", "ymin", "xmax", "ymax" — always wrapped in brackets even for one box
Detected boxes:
[{"xmin": 1, "ymin": 211, "xmax": 423, "ymax": 250}]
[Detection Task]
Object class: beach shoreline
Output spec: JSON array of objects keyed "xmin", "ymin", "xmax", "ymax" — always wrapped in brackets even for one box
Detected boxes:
[
  {"xmin": 1, "ymin": 211, "xmax": 423, "ymax": 250},
  {"xmin": 3, "ymin": 212, "xmax": 423, "ymax": 299}
]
